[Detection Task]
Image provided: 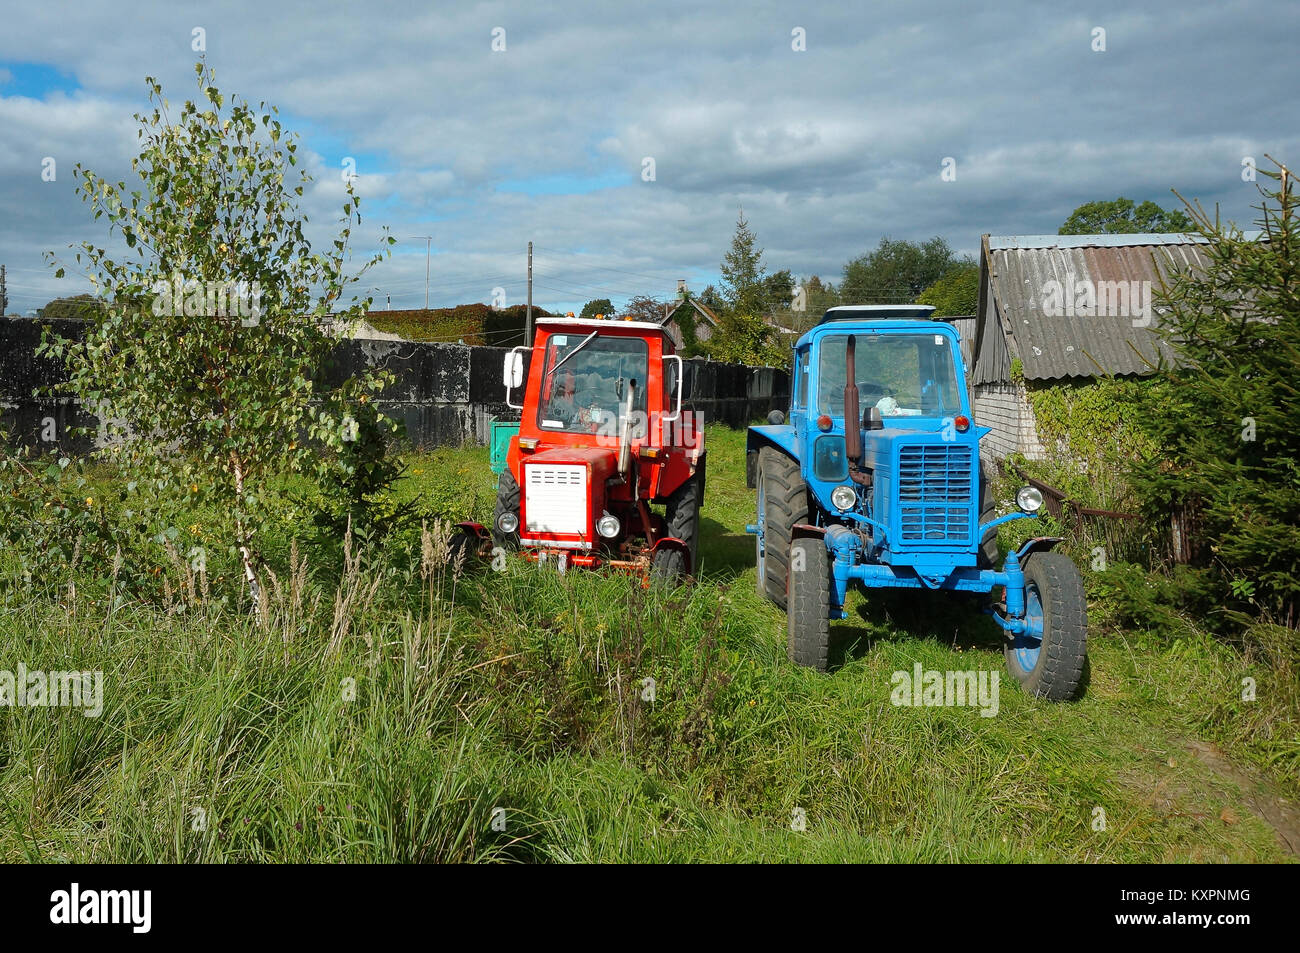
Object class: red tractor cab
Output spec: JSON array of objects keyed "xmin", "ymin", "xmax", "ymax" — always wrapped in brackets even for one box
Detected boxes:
[{"xmin": 490, "ymin": 314, "xmax": 705, "ymax": 580}]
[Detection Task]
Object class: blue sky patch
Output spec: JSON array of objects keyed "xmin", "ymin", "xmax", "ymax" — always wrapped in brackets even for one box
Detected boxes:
[
  {"xmin": 496, "ymin": 171, "xmax": 630, "ymax": 196},
  {"xmin": 0, "ymin": 61, "xmax": 81, "ymax": 98}
]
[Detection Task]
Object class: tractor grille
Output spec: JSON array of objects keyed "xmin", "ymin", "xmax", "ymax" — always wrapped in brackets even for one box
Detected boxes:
[
  {"xmin": 897, "ymin": 445, "xmax": 973, "ymax": 543},
  {"xmin": 524, "ymin": 464, "xmax": 588, "ymax": 536}
]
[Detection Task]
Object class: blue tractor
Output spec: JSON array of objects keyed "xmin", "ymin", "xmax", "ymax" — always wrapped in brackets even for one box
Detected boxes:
[{"xmin": 746, "ymin": 305, "xmax": 1087, "ymax": 700}]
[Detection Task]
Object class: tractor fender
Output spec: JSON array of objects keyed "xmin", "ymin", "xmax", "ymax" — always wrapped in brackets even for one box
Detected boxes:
[
  {"xmin": 1015, "ymin": 536, "xmax": 1065, "ymax": 561},
  {"xmin": 450, "ymin": 521, "xmax": 494, "ymax": 563},
  {"xmin": 648, "ymin": 535, "xmax": 691, "ymax": 574},
  {"xmin": 790, "ymin": 523, "xmax": 826, "ymax": 542},
  {"xmin": 746, "ymin": 424, "xmax": 798, "ymax": 488},
  {"xmin": 455, "ymin": 521, "xmax": 490, "ymax": 540}
]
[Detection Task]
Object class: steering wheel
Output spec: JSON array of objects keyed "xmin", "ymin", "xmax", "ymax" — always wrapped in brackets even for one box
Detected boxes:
[
  {"xmin": 547, "ymin": 399, "xmax": 582, "ymax": 427},
  {"xmin": 832, "ymin": 380, "xmax": 892, "ymax": 402}
]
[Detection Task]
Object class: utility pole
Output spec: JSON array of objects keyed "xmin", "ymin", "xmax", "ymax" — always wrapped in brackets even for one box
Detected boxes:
[
  {"xmin": 526, "ymin": 241, "xmax": 533, "ymax": 345},
  {"xmin": 0, "ymin": 265, "xmax": 7, "ymax": 316}
]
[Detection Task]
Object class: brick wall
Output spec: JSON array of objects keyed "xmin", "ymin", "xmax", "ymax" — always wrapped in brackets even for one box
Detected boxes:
[{"xmin": 973, "ymin": 380, "xmax": 1046, "ymax": 461}]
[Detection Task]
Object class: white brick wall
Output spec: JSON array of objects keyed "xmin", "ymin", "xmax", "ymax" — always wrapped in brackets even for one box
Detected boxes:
[{"xmin": 973, "ymin": 381, "xmax": 1047, "ymax": 461}]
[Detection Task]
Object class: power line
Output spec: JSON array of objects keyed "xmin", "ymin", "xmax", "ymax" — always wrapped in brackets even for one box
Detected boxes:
[
  {"xmin": 531, "ymin": 271, "xmax": 673, "ymax": 299},
  {"xmin": 530, "ymin": 246, "xmax": 687, "ymax": 284},
  {"xmin": 530, "ymin": 279, "xmax": 664, "ymax": 301}
]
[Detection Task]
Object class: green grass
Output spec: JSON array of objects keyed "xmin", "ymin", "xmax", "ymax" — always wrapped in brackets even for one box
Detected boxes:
[{"xmin": 0, "ymin": 423, "xmax": 1295, "ymax": 862}]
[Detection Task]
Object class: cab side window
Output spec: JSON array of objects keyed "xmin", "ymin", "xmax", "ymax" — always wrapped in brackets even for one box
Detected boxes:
[{"xmin": 795, "ymin": 347, "xmax": 810, "ymax": 409}]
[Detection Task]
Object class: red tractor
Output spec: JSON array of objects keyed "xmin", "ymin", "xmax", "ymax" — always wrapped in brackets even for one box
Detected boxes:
[{"xmin": 483, "ymin": 314, "xmax": 705, "ymax": 581}]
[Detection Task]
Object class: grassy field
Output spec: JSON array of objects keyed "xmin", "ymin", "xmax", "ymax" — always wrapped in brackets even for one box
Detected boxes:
[{"xmin": 1, "ymin": 423, "xmax": 1296, "ymax": 862}]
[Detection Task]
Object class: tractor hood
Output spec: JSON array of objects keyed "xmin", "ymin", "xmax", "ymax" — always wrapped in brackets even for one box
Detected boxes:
[
  {"xmin": 518, "ymin": 446, "xmax": 619, "ymax": 551},
  {"xmin": 525, "ymin": 445, "xmax": 619, "ymax": 474}
]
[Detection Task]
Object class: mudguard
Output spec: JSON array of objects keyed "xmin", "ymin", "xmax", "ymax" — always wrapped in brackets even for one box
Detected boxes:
[
  {"xmin": 1015, "ymin": 536, "xmax": 1064, "ymax": 561},
  {"xmin": 746, "ymin": 424, "xmax": 799, "ymax": 488},
  {"xmin": 648, "ymin": 535, "xmax": 691, "ymax": 574}
]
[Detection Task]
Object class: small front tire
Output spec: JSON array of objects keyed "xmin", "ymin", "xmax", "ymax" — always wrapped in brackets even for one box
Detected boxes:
[
  {"xmin": 1003, "ymin": 551, "xmax": 1088, "ymax": 700},
  {"xmin": 492, "ymin": 469, "xmax": 521, "ymax": 550}
]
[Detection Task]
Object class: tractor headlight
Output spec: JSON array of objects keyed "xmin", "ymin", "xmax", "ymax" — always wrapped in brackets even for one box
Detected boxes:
[
  {"xmin": 496, "ymin": 511, "xmax": 519, "ymax": 535},
  {"xmin": 597, "ymin": 513, "xmax": 621, "ymax": 539},
  {"xmin": 831, "ymin": 485, "xmax": 857, "ymax": 512},
  {"xmin": 1016, "ymin": 486, "xmax": 1044, "ymax": 513}
]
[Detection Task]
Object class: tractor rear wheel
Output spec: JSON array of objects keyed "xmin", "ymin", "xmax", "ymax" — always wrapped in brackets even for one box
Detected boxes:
[
  {"xmin": 1003, "ymin": 551, "xmax": 1088, "ymax": 700},
  {"xmin": 492, "ymin": 469, "xmax": 521, "ymax": 550},
  {"xmin": 757, "ymin": 446, "xmax": 809, "ymax": 608},
  {"xmin": 787, "ymin": 536, "xmax": 831, "ymax": 672}
]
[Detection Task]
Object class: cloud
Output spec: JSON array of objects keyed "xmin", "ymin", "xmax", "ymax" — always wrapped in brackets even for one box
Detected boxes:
[{"xmin": 1, "ymin": 0, "xmax": 1297, "ymax": 315}]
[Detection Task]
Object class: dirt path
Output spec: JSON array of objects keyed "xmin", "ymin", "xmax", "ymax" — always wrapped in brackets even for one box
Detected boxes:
[{"xmin": 1188, "ymin": 740, "xmax": 1300, "ymax": 856}]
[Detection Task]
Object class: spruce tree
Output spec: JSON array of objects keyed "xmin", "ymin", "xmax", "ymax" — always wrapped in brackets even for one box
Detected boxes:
[{"xmin": 1135, "ymin": 158, "xmax": 1300, "ymax": 627}]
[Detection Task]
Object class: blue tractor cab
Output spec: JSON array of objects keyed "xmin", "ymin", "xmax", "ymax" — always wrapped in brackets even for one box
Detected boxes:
[{"xmin": 746, "ymin": 305, "xmax": 1087, "ymax": 699}]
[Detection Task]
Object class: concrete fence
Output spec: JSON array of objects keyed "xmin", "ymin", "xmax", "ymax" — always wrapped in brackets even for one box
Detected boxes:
[{"xmin": 0, "ymin": 318, "xmax": 790, "ymax": 452}]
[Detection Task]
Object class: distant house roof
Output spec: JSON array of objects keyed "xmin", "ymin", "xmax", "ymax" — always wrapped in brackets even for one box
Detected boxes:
[
  {"xmin": 971, "ymin": 232, "xmax": 1259, "ymax": 385},
  {"xmin": 660, "ymin": 297, "xmax": 719, "ymax": 325},
  {"xmin": 686, "ymin": 298, "xmax": 720, "ymax": 326}
]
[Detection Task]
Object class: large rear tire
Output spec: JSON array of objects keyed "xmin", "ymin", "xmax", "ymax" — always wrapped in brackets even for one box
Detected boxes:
[
  {"xmin": 1003, "ymin": 551, "xmax": 1088, "ymax": 700},
  {"xmin": 756, "ymin": 446, "xmax": 808, "ymax": 608},
  {"xmin": 787, "ymin": 537, "xmax": 830, "ymax": 672},
  {"xmin": 492, "ymin": 469, "xmax": 521, "ymax": 550}
]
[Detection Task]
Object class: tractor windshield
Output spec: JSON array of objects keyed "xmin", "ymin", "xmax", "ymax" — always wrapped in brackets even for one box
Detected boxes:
[
  {"xmin": 817, "ymin": 332, "xmax": 960, "ymax": 419},
  {"xmin": 537, "ymin": 333, "xmax": 649, "ymax": 434}
]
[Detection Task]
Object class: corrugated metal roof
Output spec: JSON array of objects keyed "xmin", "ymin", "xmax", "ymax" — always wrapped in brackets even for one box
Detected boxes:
[
  {"xmin": 946, "ymin": 314, "xmax": 976, "ymax": 368},
  {"xmin": 989, "ymin": 231, "xmax": 1262, "ymax": 250},
  {"xmin": 984, "ymin": 235, "xmax": 1215, "ymax": 381}
]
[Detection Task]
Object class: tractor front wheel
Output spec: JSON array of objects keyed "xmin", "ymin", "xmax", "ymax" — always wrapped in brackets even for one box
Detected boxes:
[
  {"xmin": 651, "ymin": 466, "xmax": 704, "ymax": 584},
  {"xmin": 1003, "ymin": 551, "xmax": 1088, "ymax": 700},
  {"xmin": 787, "ymin": 536, "xmax": 831, "ymax": 672}
]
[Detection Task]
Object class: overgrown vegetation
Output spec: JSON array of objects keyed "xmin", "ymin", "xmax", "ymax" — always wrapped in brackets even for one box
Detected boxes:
[
  {"xmin": 359, "ymin": 303, "xmax": 551, "ymax": 346},
  {"xmin": 2, "ymin": 424, "xmax": 1295, "ymax": 862}
]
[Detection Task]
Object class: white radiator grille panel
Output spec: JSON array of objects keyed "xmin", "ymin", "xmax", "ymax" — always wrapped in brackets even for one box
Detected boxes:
[{"xmin": 524, "ymin": 465, "xmax": 588, "ymax": 535}]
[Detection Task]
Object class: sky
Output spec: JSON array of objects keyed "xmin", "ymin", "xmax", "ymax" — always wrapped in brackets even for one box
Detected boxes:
[{"xmin": 1, "ymin": 0, "xmax": 1296, "ymax": 318}]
